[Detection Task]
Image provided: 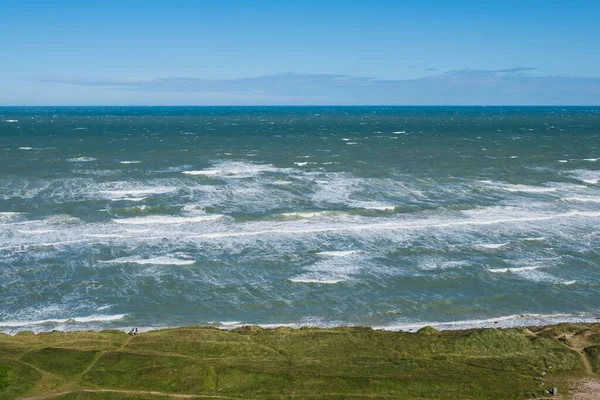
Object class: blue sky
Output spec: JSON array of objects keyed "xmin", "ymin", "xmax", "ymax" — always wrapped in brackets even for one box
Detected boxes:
[{"xmin": 1, "ymin": 0, "xmax": 599, "ymax": 105}]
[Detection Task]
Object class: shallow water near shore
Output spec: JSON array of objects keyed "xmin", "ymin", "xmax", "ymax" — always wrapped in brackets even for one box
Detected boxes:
[{"xmin": 1, "ymin": 106, "xmax": 600, "ymax": 333}]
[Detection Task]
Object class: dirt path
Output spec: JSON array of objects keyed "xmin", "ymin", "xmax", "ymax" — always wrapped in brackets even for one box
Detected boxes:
[
  {"xmin": 19, "ymin": 389, "xmax": 243, "ymax": 400},
  {"xmin": 569, "ymin": 380, "xmax": 600, "ymax": 400}
]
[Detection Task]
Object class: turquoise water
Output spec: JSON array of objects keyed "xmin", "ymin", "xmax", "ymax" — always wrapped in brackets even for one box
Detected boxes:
[{"xmin": 1, "ymin": 106, "xmax": 599, "ymax": 333}]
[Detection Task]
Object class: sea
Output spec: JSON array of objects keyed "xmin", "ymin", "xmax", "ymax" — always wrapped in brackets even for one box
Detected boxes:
[{"xmin": 1, "ymin": 106, "xmax": 599, "ymax": 334}]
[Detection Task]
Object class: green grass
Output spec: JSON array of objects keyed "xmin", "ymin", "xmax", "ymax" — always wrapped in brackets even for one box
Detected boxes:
[
  {"xmin": 0, "ymin": 360, "xmax": 42, "ymax": 400},
  {"xmin": 21, "ymin": 348, "xmax": 99, "ymax": 377},
  {"xmin": 1, "ymin": 323, "xmax": 599, "ymax": 399}
]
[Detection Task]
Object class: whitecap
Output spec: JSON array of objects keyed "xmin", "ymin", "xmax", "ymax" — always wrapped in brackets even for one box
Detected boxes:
[
  {"xmin": 558, "ymin": 160, "xmax": 568, "ymax": 163},
  {"xmin": 478, "ymin": 243, "xmax": 507, "ymax": 249},
  {"xmin": 0, "ymin": 314, "xmax": 126, "ymax": 328},
  {"xmin": 375, "ymin": 313, "xmax": 599, "ymax": 332},
  {"xmin": 489, "ymin": 266, "xmax": 540, "ymax": 273},
  {"xmin": 182, "ymin": 161, "xmax": 288, "ymax": 178},
  {"xmin": 567, "ymin": 170, "xmax": 600, "ymax": 185},
  {"xmin": 119, "ymin": 160, "xmax": 142, "ymax": 164},
  {"xmin": 562, "ymin": 197, "xmax": 600, "ymax": 203},
  {"xmin": 100, "ymin": 257, "xmax": 195, "ymax": 266},
  {"xmin": 280, "ymin": 211, "xmax": 329, "ymax": 219},
  {"xmin": 100, "ymin": 187, "xmax": 176, "ymax": 197},
  {"xmin": 316, "ymin": 250, "xmax": 360, "ymax": 257},
  {"xmin": 17, "ymin": 229, "xmax": 54, "ymax": 235},
  {"xmin": 4, "ymin": 119, "xmax": 18, "ymax": 123},
  {"xmin": 294, "ymin": 162, "xmax": 308, "ymax": 166},
  {"xmin": 362, "ymin": 205, "xmax": 395, "ymax": 211},
  {"xmin": 502, "ymin": 185, "xmax": 556, "ymax": 193},
  {"xmin": 67, "ymin": 157, "xmax": 97, "ymax": 162},
  {"xmin": 112, "ymin": 215, "xmax": 223, "ymax": 225},
  {"xmin": 110, "ymin": 197, "xmax": 147, "ymax": 202},
  {"xmin": 85, "ymin": 234, "xmax": 129, "ymax": 238},
  {"xmin": 18, "ymin": 147, "xmax": 32, "ymax": 150},
  {"xmin": 288, "ymin": 278, "xmax": 344, "ymax": 284}
]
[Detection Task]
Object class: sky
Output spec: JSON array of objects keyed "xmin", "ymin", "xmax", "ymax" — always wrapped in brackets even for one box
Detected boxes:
[{"xmin": 1, "ymin": 0, "xmax": 599, "ymax": 105}]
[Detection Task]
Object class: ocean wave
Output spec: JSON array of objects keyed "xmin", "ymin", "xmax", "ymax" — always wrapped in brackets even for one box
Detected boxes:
[
  {"xmin": 562, "ymin": 196, "xmax": 600, "ymax": 203},
  {"xmin": 566, "ymin": 169, "xmax": 600, "ymax": 184},
  {"xmin": 67, "ymin": 157, "xmax": 97, "ymax": 162},
  {"xmin": 288, "ymin": 277, "xmax": 344, "ymax": 284},
  {"xmin": 188, "ymin": 210, "xmax": 600, "ymax": 240},
  {"xmin": 99, "ymin": 256, "xmax": 195, "ymax": 266},
  {"xmin": 0, "ymin": 314, "xmax": 126, "ymax": 328},
  {"xmin": 113, "ymin": 215, "xmax": 223, "ymax": 225},
  {"xmin": 100, "ymin": 187, "xmax": 177, "ymax": 197},
  {"xmin": 478, "ymin": 243, "xmax": 507, "ymax": 249},
  {"xmin": 316, "ymin": 250, "xmax": 360, "ymax": 257},
  {"xmin": 374, "ymin": 313, "xmax": 600, "ymax": 331},
  {"xmin": 488, "ymin": 266, "xmax": 541, "ymax": 273},
  {"xmin": 182, "ymin": 161, "xmax": 291, "ymax": 178}
]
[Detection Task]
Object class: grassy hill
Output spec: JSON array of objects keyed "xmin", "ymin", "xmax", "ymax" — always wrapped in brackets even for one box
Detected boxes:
[{"xmin": 1, "ymin": 323, "xmax": 599, "ymax": 399}]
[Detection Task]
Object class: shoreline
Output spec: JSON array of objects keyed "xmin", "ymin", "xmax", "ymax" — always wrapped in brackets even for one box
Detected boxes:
[
  {"xmin": 2, "ymin": 319, "xmax": 599, "ymax": 399},
  {"xmin": 2, "ymin": 312, "xmax": 600, "ymax": 336}
]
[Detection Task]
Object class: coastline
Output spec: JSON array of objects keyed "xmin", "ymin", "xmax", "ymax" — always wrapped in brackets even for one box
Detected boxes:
[
  {"xmin": 2, "ymin": 312, "xmax": 600, "ymax": 335},
  {"xmin": 1, "ymin": 321, "xmax": 599, "ymax": 399}
]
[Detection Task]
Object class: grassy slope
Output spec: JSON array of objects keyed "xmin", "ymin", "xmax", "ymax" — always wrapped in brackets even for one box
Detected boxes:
[{"xmin": 0, "ymin": 323, "xmax": 599, "ymax": 400}]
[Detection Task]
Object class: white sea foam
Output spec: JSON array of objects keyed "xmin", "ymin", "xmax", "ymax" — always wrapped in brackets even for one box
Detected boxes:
[
  {"xmin": 182, "ymin": 161, "xmax": 288, "ymax": 178},
  {"xmin": 478, "ymin": 243, "xmax": 507, "ymax": 249},
  {"xmin": 100, "ymin": 187, "xmax": 176, "ymax": 197},
  {"xmin": 100, "ymin": 257, "xmax": 195, "ymax": 266},
  {"xmin": 375, "ymin": 313, "xmax": 600, "ymax": 332},
  {"xmin": 188, "ymin": 210, "xmax": 600, "ymax": 240},
  {"xmin": 289, "ymin": 278, "xmax": 344, "ymax": 284},
  {"xmin": 522, "ymin": 237, "xmax": 545, "ymax": 241},
  {"xmin": 119, "ymin": 160, "xmax": 142, "ymax": 164},
  {"xmin": 362, "ymin": 205, "xmax": 395, "ymax": 211},
  {"xmin": 393, "ymin": 131, "xmax": 406, "ymax": 134},
  {"xmin": 583, "ymin": 158, "xmax": 599, "ymax": 162},
  {"xmin": 316, "ymin": 250, "xmax": 360, "ymax": 257},
  {"xmin": 502, "ymin": 185, "xmax": 556, "ymax": 193},
  {"xmin": 19, "ymin": 147, "xmax": 32, "ymax": 150},
  {"xmin": 4, "ymin": 119, "xmax": 18, "ymax": 123},
  {"xmin": 294, "ymin": 162, "xmax": 308, "ymax": 166},
  {"xmin": 567, "ymin": 169, "xmax": 600, "ymax": 184},
  {"xmin": 110, "ymin": 197, "xmax": 147, "ymax": 202},
  {"xmin": 113, "ymin": 215, "xmax": 223, "ymax": 225},
  {"xmin": 562, "ymin": 197, "xmax": 600, "ymax": 203},
  {"xmin": 67, "ymin": 157, "xmax": 97, "ymax": 162},
  {"xmin": 0, "ymin": 314, "xmax": 126, "ymax": 328},
  {"xmin": 280, "ymin": 211, "xmax": 330, "ymax": 219},
  {"xmin": 489, "ymin": 266, "xmax": 541, "ymax": 273},
  {"xmin": 558, "ymin": 160, "xmax": 568, "ymax": 163},
  {"xmin": 85, "ymin": 234, "xmax": 129, "ymax": 238},
  {"xmin": 0, "ymin": 212, "xmax": 22, "ymax": 220},
  {"xmin": 17, "ymin": 229, "xmax": 54, "ymax": 235}
]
